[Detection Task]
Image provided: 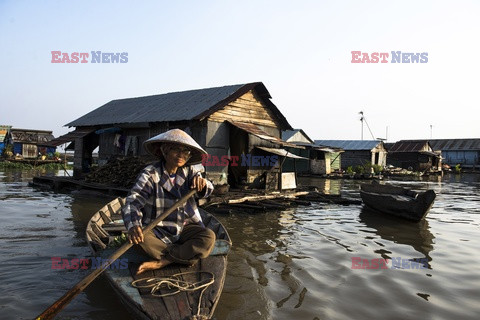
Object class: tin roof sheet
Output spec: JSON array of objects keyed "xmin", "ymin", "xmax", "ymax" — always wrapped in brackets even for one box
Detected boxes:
[
  {"xmin": 256, "ymin": 147, "xmax": 309, "ymax": 159},
  {"xmin": 65, "ymin": 82, "xmax": 292, "ymax": 130},
  {"xmin": 229, "ymin": 121, "xmax": 299, "ymax": 148},
  {"xmin": 314, "ymin": 140, "xmax": 382, "ymax": 151},
  {"xmin": 45, "ymin": 128, "xmax": 94, "ymax": 147},
  {"xmin": 389, "ymin": 140, "xmax": 431, "ymax": 152},
  {"xmin": 428, "ymin": 139, "xmax": 480, "ymax": 151}
]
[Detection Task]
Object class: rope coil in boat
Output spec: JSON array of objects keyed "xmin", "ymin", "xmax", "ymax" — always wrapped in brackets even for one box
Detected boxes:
[{"xmin": 131, "ymin": 271, "xmax": 215, "ymax": 318}]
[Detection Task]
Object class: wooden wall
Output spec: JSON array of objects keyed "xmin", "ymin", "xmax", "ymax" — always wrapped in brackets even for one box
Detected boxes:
[
  {"xmin": 204, "ymin": 121, "xmax": 229, "ymax": 185},
  {"xmin": 208, "ymin": 89, "xmax": 285, "ymax": 188},
  {"xmin": 208, "ymin": 90, "xmax": 280, "ymax": 128}
]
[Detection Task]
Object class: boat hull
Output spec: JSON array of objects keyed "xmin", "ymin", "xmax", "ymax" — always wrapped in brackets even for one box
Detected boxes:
[
  {"xmin": 360, "ymin": 183, "xmax": 436, "ymax": 222},
  {"xmin": 86, "ymin": 197, "xmax": 231, "ymax": 320}
]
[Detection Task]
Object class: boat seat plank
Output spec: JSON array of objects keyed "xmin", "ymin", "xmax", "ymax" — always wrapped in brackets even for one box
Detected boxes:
[
  {"xmin": 102, "ymin": 223, "xmax": 127, "ymax": 232},
  {"xmin": 108, "ymin": 203, "xmax": 119, "ymax": 216},
  {"xmin": 99, "ymin": 210, "xmax": 113, "ymax": 224},
  {"xmin": 110, "ymin": 214, "xmax": 123, "ymax": 221},
  {"xmin": 87, "ymin": 230, "xmax": 107, "ymax": 250},
  {"xmin": 90, "ymin": 222, "xmax": 109, "ymax": 238}
]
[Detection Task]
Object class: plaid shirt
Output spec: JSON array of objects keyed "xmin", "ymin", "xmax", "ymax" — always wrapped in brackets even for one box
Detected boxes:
[{"xmin": 121, "ymin": 161, "xmax": 213, "ymax": 244}]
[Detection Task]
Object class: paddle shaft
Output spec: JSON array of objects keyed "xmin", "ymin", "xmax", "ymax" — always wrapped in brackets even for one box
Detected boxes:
[{"xmin": 35, "ymin": 188, "xmax": 197, "ymax": 320}]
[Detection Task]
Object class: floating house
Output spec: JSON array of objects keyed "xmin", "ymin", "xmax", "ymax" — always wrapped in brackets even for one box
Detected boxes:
[
  {"xmin": 387, "ymin": 140, "xmax": 441, "ymax": 172},
  {"xmin": 282, "ymin": 129, "xmax": 342, "ymax": 175},
  {"xmin": 50, "ymin": 82, "xmax": 303, "ymax": 189},
  {"xmin": 1, "ymin": 126, "xmax": 55, "ymax": 159},
  {"xmin": 0, "ymin": 125, "xmax": 12, "ymax": 155},
  {"xmin": 314, "ymin": 140, "xmax": 387, "ymax": 170},
  {"xmin": 428, "ymin": 139, "xmax": 480, "ymax": 169}
]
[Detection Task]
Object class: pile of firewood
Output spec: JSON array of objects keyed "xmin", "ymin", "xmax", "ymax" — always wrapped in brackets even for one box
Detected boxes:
[{"xmin": 85, "ymin": 156, "xmax": 156, "ymax": 188}]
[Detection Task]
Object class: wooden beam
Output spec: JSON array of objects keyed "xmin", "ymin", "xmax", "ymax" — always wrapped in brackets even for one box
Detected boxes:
[{"xmin": 218, "ymin": 191, "xmax": 310, "ymax": 204}]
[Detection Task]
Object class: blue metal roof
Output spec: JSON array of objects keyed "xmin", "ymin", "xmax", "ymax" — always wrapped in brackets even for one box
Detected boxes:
[
  {"xmin": 314, "ymin": 140, "xmax": 382, "ymax": 151},
  {"xmin": 282, "ymin": 129, "xmax": 313, "ymax": 143},
  {"xmin": 282, "ymin": 130, "xmax": 297, "ymax": 141}
]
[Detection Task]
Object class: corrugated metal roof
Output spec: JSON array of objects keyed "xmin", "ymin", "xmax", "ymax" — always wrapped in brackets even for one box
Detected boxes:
[
  {"xmin": 429, "ymin": 139, "xmax": 480, "ymax": 151},
  {"xmin": 314, "ymin": 140, "xmax": 382, "ymax": 151},
  {"xmin": 389, "ymin": 140, "xmax": 430, "ymax": 152},
  {"xmin": 229, "ymin": 121, "xmax": 299, "ymax": 148},
  {"xmin": 282, "ymin": 130, "xmax": 296, "ymax": 141},
  {"xmin": 45, "ymin": 128, "xmax": 94, "ymax": 147},
  {"xmin": 384, "ymin": 142, "xmax": 395, "ymax": 151},
  {"xmin": 290, "ymin": 142, "xmax": 343, "ymax": 153},
  {"xmin": 65, "ymin": 82, "xmax": 292, "ymax": 131},
  {"xmin": 256, "ymin": 147, "xmax": 309, "ymax": 159},
  {"xmin": 67, "ymin": 84, "xmax": 245, "ymax": 127}
]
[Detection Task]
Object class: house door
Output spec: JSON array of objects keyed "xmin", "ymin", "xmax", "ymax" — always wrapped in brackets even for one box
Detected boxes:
[{"xmin": 228, "ymin": 125, "xmax": 248, "ymax": 186}]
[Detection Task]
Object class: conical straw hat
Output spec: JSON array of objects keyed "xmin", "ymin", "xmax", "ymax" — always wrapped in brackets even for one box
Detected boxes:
[{"xmin": 143, "ymin": 129, "xmax": 206, "ymax": 165}]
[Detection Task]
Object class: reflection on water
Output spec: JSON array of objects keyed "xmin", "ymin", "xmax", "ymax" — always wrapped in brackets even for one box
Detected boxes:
[
  {"xmin": 359, "ymin": 207, "xmax": 435, "ymax": 268},
  {"xmin": 1, "ymin": 170, "xmax": 480, "ymax": 320},
  {"xmin": 0, "ymin": 168, "xmax": 68, "ymax": 183},
  {"xmin": 299, "ymin": 177, "xmax": 342, "ymax": 195}
]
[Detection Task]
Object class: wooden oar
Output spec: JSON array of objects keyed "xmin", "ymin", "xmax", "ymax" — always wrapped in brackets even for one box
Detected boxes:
[{"xmin": 35, "ymin": 188, "xmax": 197, "ymax": 320}]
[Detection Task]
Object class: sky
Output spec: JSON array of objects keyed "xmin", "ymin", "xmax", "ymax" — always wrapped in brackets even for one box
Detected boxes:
[{"xmin": 1, "ymin": 0, "xmax": 479, "ymax": 146}]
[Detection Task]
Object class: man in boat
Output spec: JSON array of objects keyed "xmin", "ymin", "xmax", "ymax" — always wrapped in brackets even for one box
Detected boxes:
[{"xmin": 121, "ymin": 128, "xmax": 216, "ymax": 274}]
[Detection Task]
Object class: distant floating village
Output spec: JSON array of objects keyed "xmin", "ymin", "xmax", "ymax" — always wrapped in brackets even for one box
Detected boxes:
[{"xmin": 1, "ymin": 82, "xmax": 479, "ymax": 195}]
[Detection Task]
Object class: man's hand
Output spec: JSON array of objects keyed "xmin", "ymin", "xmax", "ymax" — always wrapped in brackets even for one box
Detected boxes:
[
  {"xmin": 128, "ymin": 226, "xmax": 144, "ymax": 244},
  {"xmin": 191, "ymin": 175, "xmax": 207, "ymax": 192}
]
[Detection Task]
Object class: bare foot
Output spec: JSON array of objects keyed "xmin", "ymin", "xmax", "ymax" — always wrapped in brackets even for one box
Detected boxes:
[{"xmin": 136, "ymin": 259, "xmax": 172, "ymax": 275}]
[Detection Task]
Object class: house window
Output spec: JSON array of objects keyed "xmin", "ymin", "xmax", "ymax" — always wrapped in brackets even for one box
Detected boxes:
[{"xmin": 22, "ymin": 144, "xmax": 37, "ymax": 158}]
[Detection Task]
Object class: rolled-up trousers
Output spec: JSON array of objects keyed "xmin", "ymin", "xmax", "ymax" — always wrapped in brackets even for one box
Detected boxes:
[{"xmin": 136, "ymin": 224, "xmax": 216, "ymax": 265}]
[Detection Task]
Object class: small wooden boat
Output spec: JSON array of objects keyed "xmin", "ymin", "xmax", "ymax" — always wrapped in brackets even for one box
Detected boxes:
[
  {"xmin": 86, "ymin": 197, "xmax": 232, "ymax": 320},
  {"xmin": 360, "ymin": 182, "xmax": 436, "ymax": 222}
]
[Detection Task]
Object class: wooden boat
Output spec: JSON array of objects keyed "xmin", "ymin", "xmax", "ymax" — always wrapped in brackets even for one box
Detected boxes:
[
  {"xmin": 86, "ymin": 197, "xmax": 232, "ymax": 320},
  {"xmin": 360, "ymin": 182, "xmax": 436, "ymax": 222}
]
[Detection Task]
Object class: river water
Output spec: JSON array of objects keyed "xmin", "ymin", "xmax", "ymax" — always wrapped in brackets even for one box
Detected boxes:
[{"xmin": 0, "ymin": 169, "xmax": 479, "ymax": 320}]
